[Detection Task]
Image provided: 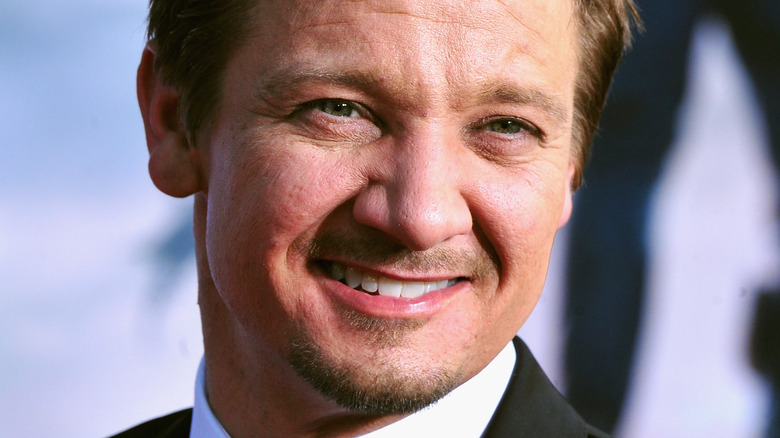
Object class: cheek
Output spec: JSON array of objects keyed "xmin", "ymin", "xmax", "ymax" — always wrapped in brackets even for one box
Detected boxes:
[
  {"xmin": 203, "ymin": 142, "xmax": 362, "ymax": 304},
  {"xmin": 475, "ymin": 178, "xmax": 565, "ymax": 338},
  {"xmin": 213, "ymin": 144, "xmax": 344, "ymax": 232},
  {"xmin": 475, "ymin": 165, "xmax": 568, "ymax": 284},
  {"xmin": 460, "ymin": 167, "xmax": 568, "ymax": 353}
]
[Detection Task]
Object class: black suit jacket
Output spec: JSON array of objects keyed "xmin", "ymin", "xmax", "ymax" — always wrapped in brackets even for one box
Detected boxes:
[{"xmin": 110, "ymin": 338, "xmax": 607, "ymax": 437}]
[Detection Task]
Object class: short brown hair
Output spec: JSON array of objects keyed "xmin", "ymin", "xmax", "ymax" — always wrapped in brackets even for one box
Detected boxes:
[
  {"xmin": 571, "ymin": 0, "xmax": 641, "ymax": 188},
  {"xmin": 146, "ymin": 0, "xmax": 250, "ymax": 142},
  {"xmin": 145, "ymin": 0, "xmax": 640, "ymax": 189}
]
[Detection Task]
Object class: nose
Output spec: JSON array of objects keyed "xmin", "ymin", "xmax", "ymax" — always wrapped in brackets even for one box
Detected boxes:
[{"xmin": 352, "ymin": 128, "xmax": 473, "ymax": 251}]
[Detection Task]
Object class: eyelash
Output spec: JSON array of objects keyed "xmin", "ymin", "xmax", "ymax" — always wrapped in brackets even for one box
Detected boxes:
[
  {"xmin": 294, "ymin": 99, "xmax": 370, "ymax": 120},
  {"xmin": 474, "ymin": 116, "xmax": 542, "ymax": 139}
]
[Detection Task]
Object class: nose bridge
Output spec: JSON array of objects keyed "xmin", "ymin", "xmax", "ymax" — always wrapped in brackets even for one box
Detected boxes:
[
  {"xmin": 383, "ymin": 125, "xmax": 473, "ymax": 250},
  {"xmin": 393, "ymin": 129, "xmax": 450, "ymax": 210}
]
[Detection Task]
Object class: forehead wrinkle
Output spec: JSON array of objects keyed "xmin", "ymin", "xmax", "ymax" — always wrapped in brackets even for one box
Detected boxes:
[
  {"xmin": 287, "ymin": 0, "xmax": 501, "ymax": 35},
  {"xmin": 493, "ymin": 0, "xmax": 576, "ymax": 67},
  {"xmin": 361, "ymin": 9, "xmax": 497, "ymax": 32},
  {"xmin": 494, "ymin": 0, "xmax": 545, "ymax": 41}
]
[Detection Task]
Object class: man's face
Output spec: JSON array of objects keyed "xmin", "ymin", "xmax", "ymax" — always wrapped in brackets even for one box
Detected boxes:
[{"xmin": 199, "ymin": 0, "xmax": 577, "ymax": 414}]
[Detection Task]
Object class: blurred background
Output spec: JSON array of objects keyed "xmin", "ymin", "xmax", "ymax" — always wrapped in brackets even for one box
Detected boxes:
[{"xmin": 1, "ymin": 1, "xmax": 778, "ymax": 437}]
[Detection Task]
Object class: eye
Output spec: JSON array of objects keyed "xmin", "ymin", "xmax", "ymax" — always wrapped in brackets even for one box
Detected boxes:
[
  {"xmin": 464, "ymin": 115, "xmax": 546, "ymax": 164},
  {"xmin": 289, "ymin": 98, "xmax": 383, "ymax": 144},
  {"xmin": 292, "ymin": 98, "xmax": 378, "ymax": 124},
  {"xmin": 311, "ymin": 99, "xmax": 361, "ymax": 118},
  {"xmin": 482, "ymin": 117, "xmax": 540, "ymax": 137}
]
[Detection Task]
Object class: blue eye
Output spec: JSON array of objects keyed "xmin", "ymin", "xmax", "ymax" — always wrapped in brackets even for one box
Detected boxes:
[{"xmin": 484, "ymin": 118, "xmax": 537, "ymax": 136}]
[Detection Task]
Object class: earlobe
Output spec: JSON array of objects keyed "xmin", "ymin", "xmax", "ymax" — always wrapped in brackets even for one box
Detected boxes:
[
  {"xmin": 137, "ymin": 45, "xmax": 203, "ymax": 198},
  {"xmin": 148, "ymin": 131, "xmax": 202, "ymax": 198},
  {"xmin": 557, "ymin": 161, "xmax": 576, "ymax": 228}
]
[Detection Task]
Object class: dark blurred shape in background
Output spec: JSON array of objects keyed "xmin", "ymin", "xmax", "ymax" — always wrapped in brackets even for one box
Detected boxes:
[{"xmin": 562, "ymin": 0, "xmax": 780, "ymax": 435}]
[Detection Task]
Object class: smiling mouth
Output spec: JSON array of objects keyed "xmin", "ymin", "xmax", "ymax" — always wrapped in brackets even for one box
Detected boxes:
[{"xmin": 321, "ymin": 261, "xmax": 463, "ymax": 299}]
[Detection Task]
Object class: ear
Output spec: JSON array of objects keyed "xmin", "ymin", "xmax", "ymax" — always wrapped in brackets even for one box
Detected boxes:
[
  {"xmin": 557, "ymin": 161, "xmax": 575, "ymax": 228},
  {"xmin": 137, "ymin": 45, "xmax": 203, "ymax": 198}
]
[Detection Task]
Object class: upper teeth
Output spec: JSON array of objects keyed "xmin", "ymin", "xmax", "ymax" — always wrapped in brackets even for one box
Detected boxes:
[{"xmin": 329, "ymin": 262, "xmax": 456, "ymax": 299}]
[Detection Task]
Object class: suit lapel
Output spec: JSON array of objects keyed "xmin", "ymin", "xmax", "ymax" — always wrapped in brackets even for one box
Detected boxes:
[
  {"xmin": 156, "ymin": 409, "xmax": 192, "ymax": 438},
  {"xmin": 482, "ymin": 337, "xmax": 598, "ymax": 437},
  {"xmin": 109, "ymin": 408, "xmax": 192, "ymax": 438}
]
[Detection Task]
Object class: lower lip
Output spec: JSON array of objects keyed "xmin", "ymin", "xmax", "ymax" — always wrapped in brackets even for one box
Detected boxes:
[{"xmin": 319, "ymin": 273, "xmax": 466, "ymax": 319}]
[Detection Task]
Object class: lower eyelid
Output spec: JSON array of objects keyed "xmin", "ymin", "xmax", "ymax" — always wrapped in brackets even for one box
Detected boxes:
[
  {"xmin": 469, "ymin": 123, "xmax": 539, "ymax": 140},
  {"xmin": 290, "ymin": 110, "xmax": 383, "ymax": 142}
]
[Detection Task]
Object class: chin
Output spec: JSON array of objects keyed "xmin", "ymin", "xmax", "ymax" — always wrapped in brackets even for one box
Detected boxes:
[{"xmin": 286, "ymin": 326, "xmax": 461, "ymax": 415}]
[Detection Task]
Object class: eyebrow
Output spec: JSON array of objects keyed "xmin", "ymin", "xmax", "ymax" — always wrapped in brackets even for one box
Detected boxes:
[
  {"xmin": 256, "ymin": 67, "xmax": 384, "ymax": 102},
  {"xmin": 256, "ymin": 66, "xmax": 569, "ymax": 124},
  {"xmin": 477, "ymin": 84, "xmax": 569, "ymax": 125}
]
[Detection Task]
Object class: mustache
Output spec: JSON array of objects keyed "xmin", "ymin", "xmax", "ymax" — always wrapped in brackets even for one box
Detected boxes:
[{"xmin": 303, "ymin": 229, "xmax": 499, "ymax": 281}]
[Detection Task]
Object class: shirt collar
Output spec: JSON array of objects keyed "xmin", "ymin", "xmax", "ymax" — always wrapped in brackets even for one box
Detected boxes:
[
  {"xmin": 191, "ymin": 358, "xmax": 230, "ymax": 438},
  {"xmin": 191, "ymin": 341, "xmax": 516, "ymax": 437}
]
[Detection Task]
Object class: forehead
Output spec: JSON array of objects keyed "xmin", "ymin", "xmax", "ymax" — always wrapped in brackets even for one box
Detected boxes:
[{"xmin": 232, "ymin": 0, "xmax": 577, "ymax": 112}]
